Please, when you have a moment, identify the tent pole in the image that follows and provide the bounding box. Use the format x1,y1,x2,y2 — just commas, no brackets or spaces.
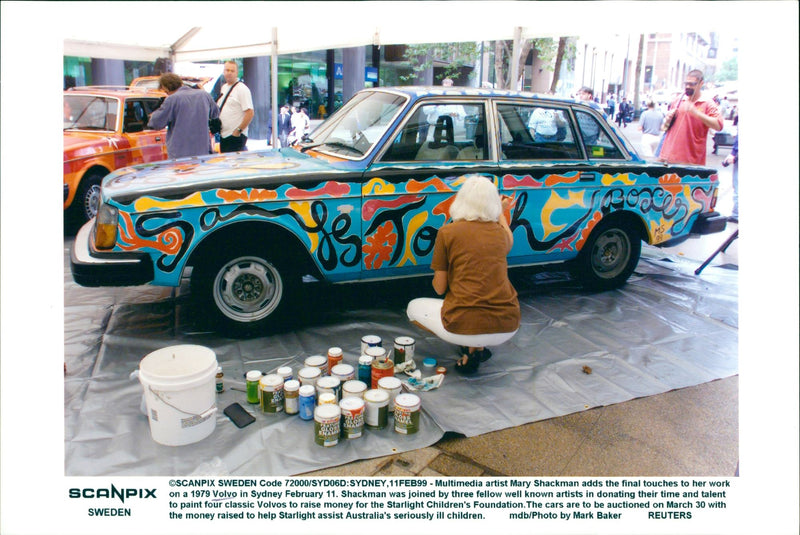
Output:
510,26,522,91
271,27,279,148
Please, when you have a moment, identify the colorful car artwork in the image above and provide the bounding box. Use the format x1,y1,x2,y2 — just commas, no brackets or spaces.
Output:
71,87,726,334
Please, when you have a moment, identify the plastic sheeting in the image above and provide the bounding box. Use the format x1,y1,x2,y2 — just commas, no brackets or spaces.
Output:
64,240,738,476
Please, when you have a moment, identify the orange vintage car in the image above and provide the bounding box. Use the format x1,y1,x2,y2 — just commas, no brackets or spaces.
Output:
64,86,169,228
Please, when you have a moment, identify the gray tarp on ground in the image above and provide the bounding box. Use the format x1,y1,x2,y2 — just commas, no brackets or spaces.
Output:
64,240,738,476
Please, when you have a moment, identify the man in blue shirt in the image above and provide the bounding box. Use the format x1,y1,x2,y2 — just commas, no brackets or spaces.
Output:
576,86,606,145
148,73,220,159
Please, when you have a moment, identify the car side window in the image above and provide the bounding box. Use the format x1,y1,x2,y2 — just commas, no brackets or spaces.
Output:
123,100,148,133
574,109,624,159
497,104,581,160
382,103,487,162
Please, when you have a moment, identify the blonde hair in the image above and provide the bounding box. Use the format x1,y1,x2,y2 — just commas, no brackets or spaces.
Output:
449,175,501,222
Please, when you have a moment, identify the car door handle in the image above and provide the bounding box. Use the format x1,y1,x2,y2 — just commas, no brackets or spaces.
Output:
154,136,162,141
580,172,594,181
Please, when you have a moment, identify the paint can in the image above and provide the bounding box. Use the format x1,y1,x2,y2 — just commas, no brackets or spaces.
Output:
370,353,393,390
317,392,338,406
314,404,341,447
298,366,321,387
377,376,403,413
364,388,390,430
342,380,367,399
304,355,328,374
245,370,263,404
393,336,415,364
276,366,293,382
394,393,421,435
316,376,341,401
284,379,300,415
215,367,224,393
358,355,374,384
339,397,365,439
327,347,343,375
331,363,355,383
360,335,382,355
298,385,316,421
259,374,284,414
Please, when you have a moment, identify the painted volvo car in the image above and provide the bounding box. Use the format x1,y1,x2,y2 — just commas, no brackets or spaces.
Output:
71,87,726,334
63,86,168,228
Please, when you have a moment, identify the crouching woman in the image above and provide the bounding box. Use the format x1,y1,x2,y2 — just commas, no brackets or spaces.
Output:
406,175,520,375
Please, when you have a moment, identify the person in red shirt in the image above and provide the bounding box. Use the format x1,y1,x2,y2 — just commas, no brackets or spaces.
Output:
406,175,520,375
659,69,723,166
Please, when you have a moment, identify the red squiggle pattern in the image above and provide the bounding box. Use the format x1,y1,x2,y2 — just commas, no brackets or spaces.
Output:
286,181,351,199
362,195,423,220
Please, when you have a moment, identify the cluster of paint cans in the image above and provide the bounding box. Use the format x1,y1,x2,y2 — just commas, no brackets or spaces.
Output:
243,335,421,447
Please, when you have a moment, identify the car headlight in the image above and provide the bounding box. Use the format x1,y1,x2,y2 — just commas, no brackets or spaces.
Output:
94,203,118,250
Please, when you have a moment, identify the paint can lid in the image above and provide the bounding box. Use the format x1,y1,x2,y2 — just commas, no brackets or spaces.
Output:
318,392,338,405
284,379,300,391
317,376,341,389
378,376,402,389
260,373,283,387
422,358,437,368
298,366,321,379
246,370,263,381
328,347,343,357
343,380,367,393
395,393,421,409
304,355,327,368
364,388,390,404
339,397,365,411
314,404,341,419
299,385,316,396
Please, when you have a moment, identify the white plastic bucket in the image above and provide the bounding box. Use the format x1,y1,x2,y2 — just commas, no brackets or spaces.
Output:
138,344,218,446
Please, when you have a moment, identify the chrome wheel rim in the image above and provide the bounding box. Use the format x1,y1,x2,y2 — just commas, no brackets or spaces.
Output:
590,229,630,279
212,256,282,322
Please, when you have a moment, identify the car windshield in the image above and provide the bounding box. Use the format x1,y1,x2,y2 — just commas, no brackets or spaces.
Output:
303,91,407,159
64,95,118,131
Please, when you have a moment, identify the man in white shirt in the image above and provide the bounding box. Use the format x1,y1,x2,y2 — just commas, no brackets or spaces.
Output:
217,60,254,152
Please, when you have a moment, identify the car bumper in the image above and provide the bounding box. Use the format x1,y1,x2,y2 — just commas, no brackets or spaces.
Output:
690,211,727,235
657,211,727,248
70,220,154,287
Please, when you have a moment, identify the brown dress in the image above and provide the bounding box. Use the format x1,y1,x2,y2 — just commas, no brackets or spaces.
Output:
431,220,520,335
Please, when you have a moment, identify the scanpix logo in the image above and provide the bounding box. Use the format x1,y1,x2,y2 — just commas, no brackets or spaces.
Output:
68,484,157,503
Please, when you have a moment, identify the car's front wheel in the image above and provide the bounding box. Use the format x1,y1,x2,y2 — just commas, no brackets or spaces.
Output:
191,249,299,335
573,218,641,290
67,169,106,230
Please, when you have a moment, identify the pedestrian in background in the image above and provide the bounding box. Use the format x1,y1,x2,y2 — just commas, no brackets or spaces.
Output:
638,101,664,157
278,105,291,148
148,73,219,159
217,60,254,153
607,95,616,122
406,175,520,375
659,69,723,166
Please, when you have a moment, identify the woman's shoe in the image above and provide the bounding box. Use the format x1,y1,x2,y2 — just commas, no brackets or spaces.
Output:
478,348,493,362
455,350,481,375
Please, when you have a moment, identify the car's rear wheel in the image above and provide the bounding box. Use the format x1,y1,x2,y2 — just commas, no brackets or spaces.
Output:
191,248,299,335
573,218,641,290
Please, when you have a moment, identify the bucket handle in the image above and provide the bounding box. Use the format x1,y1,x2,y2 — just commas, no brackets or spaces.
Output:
148,386,216,419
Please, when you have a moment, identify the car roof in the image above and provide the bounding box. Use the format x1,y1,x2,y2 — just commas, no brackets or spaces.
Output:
65,86,165,98
368,86,579,105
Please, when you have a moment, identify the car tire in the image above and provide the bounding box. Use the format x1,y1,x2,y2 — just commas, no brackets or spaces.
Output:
191,247,299,336
67,169,106,228
573,218,641,291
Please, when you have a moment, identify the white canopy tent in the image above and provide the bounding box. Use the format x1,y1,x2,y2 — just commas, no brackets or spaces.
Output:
62,1,576,145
